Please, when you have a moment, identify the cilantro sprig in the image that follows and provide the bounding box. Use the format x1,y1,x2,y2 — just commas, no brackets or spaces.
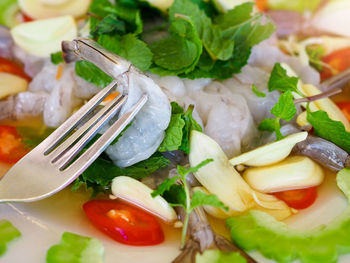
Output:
152,159,228,248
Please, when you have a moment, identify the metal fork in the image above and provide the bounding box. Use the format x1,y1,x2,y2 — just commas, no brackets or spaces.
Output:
0,80,147,202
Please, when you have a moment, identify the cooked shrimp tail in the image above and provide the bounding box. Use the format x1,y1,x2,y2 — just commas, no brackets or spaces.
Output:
62,38,132,80
172,206,257,263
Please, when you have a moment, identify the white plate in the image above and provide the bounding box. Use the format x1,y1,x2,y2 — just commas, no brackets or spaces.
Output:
1,167,350,263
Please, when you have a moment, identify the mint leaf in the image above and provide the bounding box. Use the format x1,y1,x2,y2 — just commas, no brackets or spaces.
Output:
77,153,171,193
0,220,21,256
91,14,126,37
190,191,228,211
306,45,325,71
252,84,266,97
162,184,186,207
46,232,104,263
75,61,113,88
271,91,296,121
50,51,64,65
17,126,54,149
98,34,152,71
177,158,213,178
258,118,279,132
307,109,350,153
150,16,202,75
179,105,202,154
158,113,185,152
268,63,300,94
196,250,247,263
151,177,180,198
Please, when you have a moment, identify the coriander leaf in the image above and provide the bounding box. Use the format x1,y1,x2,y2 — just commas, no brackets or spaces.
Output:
75,61,113,88
158,113,185,152
151,177,180,197
91,14,126,37
46,232,104,263
270,91,296,121
162,184,186,207
252,84,266,97
179,105,203,154
268,63,300,94
50,51,64,65
79,153,170,191
196,250,246,263
0,220,21,256
190,191,228,211
307,109,350,153
98,34,152,71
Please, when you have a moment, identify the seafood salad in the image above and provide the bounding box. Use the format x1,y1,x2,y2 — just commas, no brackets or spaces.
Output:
1,0,350,262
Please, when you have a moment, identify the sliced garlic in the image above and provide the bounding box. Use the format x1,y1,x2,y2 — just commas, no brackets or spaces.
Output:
18,0,91,19
0,72,28,99
189,130,293,221
229,132,308,167
11,15,77,57
111,176,177,224
243,156,324,193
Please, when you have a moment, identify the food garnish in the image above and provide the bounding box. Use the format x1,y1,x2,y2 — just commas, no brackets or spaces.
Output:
0,220,21,257
83,200,164,246
46,232,104,263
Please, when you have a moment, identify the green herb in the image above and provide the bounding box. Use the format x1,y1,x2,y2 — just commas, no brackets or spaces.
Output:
46,232,104,263
75,61,113,88
306,45,326,72
91,14,126,37
268,63,303,96
196,249,246,263
252,84,266,97
0,220,21,257
259,91,296,140
17,126,55,149
75,153,170,195
307,108,350,153
50,51,64,65
98,34,152,71
152,159,228,248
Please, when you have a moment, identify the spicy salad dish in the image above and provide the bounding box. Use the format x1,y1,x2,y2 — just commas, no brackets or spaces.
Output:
1,0,350,262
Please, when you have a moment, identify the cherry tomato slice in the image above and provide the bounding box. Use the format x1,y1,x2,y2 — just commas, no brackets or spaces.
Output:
83,200,164,246
0,125,29,164
0,57,31,82
273,187,317,210
336,102,350,123
321,47,350,80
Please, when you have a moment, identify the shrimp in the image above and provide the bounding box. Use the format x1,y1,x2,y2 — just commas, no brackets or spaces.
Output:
62,39,171,167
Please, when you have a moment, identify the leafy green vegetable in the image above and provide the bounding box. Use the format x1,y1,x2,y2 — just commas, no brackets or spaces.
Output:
75,61,113,88
307,108,350,153
17,126,54,149
50,51,64,65
196,249,247,263
75,153,170,194
46,232,104,263
190,190,228,210
91,14,126,37
152,158,226,247
226,168,350,263
268,0,322,13
252,84,266,97
306,45,326,72
0,0,19,28
0,220,21,257
98,34,152,71
268,63,301,95
259,91,296,140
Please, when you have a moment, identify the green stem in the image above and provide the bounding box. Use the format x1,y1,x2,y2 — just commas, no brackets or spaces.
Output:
180,176,192,249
